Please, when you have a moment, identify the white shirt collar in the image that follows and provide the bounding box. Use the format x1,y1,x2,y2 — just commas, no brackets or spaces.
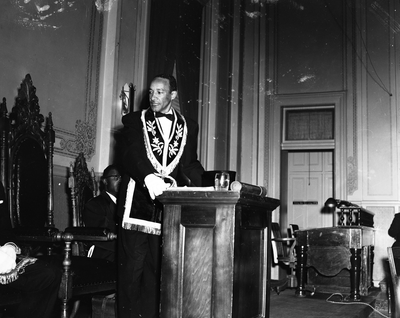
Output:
106,191,117,204
155,109,173,137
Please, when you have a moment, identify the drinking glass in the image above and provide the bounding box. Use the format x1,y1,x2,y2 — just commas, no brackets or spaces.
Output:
214,172,230,191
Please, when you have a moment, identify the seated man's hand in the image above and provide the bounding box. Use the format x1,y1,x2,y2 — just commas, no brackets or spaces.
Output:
144,174,169,200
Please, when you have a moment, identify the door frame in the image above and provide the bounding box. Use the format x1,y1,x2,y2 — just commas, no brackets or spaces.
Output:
270,92,346,225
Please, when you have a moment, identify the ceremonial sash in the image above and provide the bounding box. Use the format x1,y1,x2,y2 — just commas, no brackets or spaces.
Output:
122,108,187,235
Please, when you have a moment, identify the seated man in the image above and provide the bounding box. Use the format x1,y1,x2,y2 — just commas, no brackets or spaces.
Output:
82,165,121,262
0,181,62,318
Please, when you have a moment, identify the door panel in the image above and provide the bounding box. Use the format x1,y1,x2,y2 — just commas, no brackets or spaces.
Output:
322,174,334,227
287,152,333,230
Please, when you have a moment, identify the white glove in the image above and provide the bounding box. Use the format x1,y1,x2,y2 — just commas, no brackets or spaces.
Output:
0,243,18,274
144,174,169,200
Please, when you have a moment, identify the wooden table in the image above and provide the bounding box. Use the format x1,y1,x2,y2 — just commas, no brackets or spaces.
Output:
158,189,280,318
295,226,375,300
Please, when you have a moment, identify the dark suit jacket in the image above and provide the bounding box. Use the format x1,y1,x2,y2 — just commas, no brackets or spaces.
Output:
83,191,117,261
117,109,204,224
389,213,400,247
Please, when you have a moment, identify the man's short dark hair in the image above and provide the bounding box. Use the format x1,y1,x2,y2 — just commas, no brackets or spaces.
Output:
153,74,177,93
102,164,120,179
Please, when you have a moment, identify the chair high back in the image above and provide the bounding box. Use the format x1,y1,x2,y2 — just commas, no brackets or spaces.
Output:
0,75,56,256
287,224,299,239
69,152,97,228
68,152,98,257
5,75,55,229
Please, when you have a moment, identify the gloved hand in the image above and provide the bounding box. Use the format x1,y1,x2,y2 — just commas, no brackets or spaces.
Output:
0,242,19,274
144,174,169,200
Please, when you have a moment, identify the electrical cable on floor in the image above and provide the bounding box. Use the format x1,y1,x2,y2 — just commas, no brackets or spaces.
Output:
325,293,390,318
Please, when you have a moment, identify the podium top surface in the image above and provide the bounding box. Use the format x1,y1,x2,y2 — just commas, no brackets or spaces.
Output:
158,188,280,210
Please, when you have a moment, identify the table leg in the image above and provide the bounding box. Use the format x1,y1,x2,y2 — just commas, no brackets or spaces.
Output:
349,248,361,301
295,245,307,297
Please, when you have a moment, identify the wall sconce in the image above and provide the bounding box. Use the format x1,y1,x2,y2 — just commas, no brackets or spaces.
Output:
119,83,135,116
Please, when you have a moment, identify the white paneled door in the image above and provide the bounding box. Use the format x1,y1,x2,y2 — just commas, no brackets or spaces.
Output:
287,151,333,230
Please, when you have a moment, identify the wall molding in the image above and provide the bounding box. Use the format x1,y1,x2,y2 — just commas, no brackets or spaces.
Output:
54,5,102,161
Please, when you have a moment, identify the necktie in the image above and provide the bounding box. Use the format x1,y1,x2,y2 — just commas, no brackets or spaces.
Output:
155,112,174,121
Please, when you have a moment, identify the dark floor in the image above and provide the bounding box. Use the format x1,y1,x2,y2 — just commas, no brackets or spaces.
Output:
0,289,390,318
270,287,390,318
68,288,393,318
0,298,95,318
73,289,390,318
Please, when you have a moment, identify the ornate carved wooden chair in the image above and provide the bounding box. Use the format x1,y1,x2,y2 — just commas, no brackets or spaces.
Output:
59,152,117,318
0,74,60,314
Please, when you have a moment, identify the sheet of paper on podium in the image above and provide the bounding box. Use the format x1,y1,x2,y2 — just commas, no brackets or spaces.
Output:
165,186,215,191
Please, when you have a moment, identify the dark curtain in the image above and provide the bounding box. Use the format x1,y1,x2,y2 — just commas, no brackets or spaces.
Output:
144,0,177,110
176,0,203,121
147,0,203,122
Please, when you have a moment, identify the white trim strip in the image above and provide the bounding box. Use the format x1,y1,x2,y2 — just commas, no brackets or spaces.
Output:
122,178,136,223
124,218,161,230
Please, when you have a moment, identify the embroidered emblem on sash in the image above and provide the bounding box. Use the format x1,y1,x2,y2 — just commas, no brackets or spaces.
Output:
142,109,187,177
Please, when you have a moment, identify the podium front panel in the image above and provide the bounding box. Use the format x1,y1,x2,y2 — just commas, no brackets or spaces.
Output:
158,190,279,318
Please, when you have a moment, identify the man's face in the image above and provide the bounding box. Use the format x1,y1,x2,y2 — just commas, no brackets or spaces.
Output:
149,78,177,114
103,169,121,196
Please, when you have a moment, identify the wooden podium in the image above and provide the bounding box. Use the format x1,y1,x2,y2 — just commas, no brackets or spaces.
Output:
158,189,280,318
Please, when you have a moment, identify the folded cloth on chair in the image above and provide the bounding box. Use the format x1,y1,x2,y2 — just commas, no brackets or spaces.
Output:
0,242,22,274
0,257,37,285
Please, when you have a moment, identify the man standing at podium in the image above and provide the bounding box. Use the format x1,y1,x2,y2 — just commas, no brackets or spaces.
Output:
117,74,204,318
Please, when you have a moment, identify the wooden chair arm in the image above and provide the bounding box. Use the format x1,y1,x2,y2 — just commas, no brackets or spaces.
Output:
63,227,117,242
13,227,60,243
55,230,117,318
